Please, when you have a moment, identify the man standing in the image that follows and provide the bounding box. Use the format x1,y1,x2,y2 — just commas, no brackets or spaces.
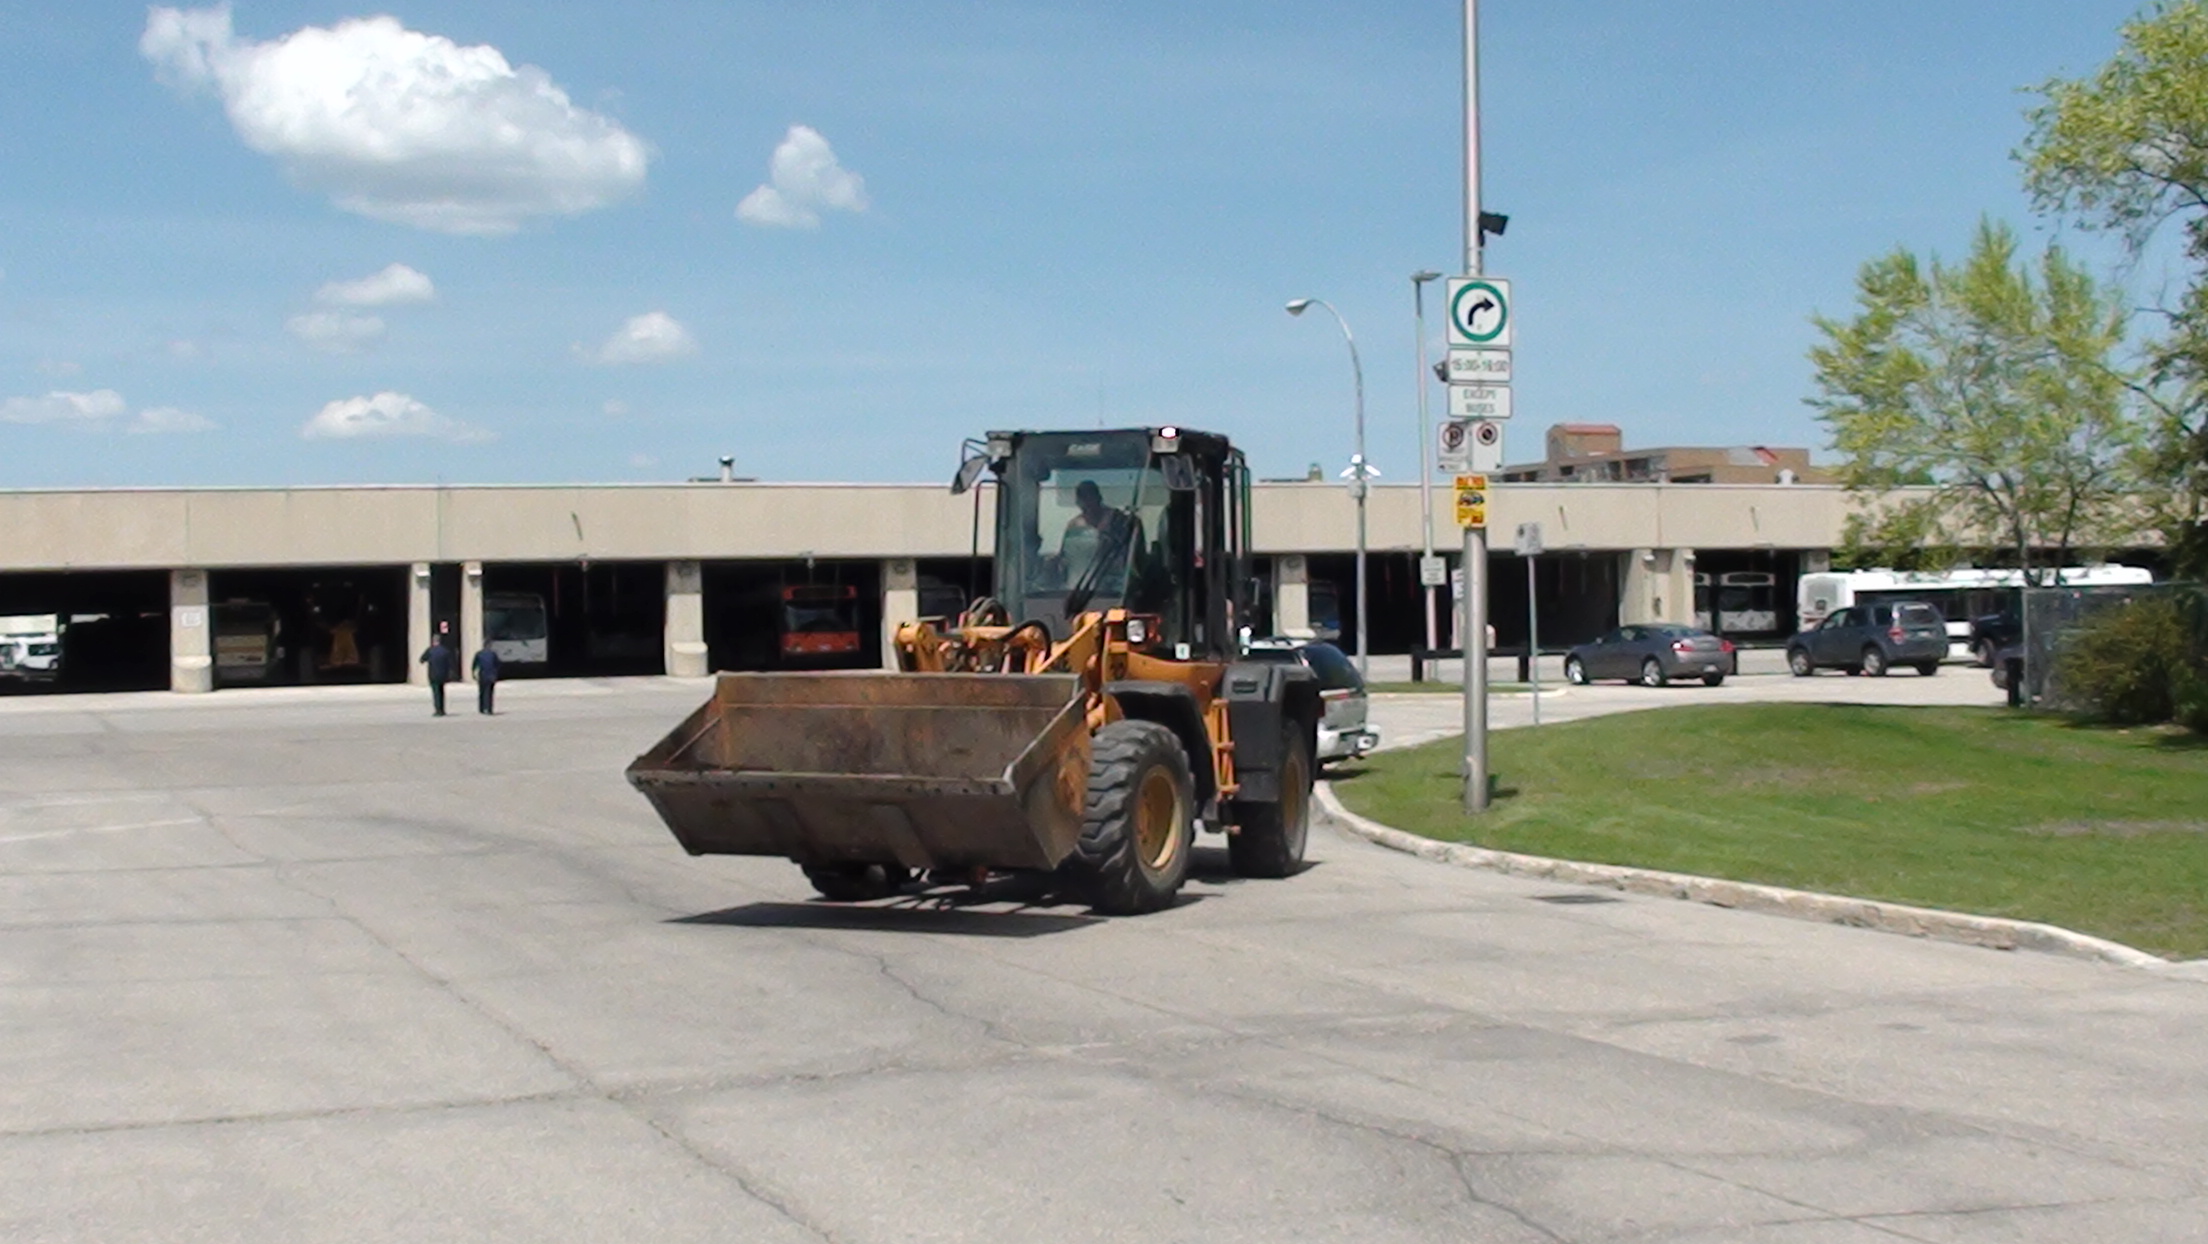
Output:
472,645,501,715
419,632,457,716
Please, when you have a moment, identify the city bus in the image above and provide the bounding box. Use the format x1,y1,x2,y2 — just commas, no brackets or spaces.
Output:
778,584,864,664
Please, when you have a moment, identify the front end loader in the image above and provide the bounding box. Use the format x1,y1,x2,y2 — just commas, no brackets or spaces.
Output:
627,426,1319,914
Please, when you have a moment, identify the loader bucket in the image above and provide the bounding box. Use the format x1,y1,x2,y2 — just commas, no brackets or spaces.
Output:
626,672,1091,872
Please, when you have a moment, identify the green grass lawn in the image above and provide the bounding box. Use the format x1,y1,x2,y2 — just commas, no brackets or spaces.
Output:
1331,705,2208,957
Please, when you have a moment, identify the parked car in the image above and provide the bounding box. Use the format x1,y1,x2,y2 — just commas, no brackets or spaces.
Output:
1786,601,1946,677
1563,625,1735,687
1969,610,2021,667
1242,638,1378,763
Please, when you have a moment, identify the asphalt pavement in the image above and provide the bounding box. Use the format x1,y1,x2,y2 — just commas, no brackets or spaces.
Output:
1,673,2201,1243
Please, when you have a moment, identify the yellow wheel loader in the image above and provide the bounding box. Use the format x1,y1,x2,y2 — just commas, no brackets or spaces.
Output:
627,426,1320,914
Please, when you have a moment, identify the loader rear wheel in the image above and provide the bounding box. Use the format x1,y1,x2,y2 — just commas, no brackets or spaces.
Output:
1068,720,1193,915
800,862,909,903
1229,727,1311,878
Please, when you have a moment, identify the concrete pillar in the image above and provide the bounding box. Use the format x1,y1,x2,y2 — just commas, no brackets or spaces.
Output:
881,558,919,669
407,562,432,686
1622,548,1697,625
170,568,212,693
665,560,708,677
461,561,485,681
1273,555,1311,640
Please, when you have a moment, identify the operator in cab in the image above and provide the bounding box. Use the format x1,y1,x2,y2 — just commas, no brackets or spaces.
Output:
1055,479,1133,593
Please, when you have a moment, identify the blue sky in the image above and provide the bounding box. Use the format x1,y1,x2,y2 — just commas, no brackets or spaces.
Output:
0,0,2172,487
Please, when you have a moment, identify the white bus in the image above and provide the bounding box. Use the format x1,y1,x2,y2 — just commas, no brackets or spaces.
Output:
484,591,550,666
1694,571,1781,637
0,614,63,684
1796,566,2155,659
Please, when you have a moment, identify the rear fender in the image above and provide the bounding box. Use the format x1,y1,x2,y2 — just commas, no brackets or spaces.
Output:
1102,680,1217,805
1219,660,1318,805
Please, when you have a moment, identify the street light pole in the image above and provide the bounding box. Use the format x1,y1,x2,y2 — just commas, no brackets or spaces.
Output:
1461,0,1491,813
1412,271,1443,656
1286,297,1370,678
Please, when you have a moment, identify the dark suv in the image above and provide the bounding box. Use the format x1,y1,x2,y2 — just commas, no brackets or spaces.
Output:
1968,610,2020,667
1786,601,1946,677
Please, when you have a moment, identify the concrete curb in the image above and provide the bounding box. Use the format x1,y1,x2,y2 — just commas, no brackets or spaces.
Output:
1314,781,2180,971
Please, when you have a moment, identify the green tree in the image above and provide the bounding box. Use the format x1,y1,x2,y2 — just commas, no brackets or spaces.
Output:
2022,0,2208,573
1808,220,2144,584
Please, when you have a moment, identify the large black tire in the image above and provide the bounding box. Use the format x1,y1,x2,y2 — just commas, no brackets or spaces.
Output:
1564,656,1588,685
1861,646,1888,677
1067,720,1194,914
1639,658,1667,688
1229,726,1311,879
1788,648,1814,677
801,862,909,902
1915,662,1939,677
1701,673,1725,687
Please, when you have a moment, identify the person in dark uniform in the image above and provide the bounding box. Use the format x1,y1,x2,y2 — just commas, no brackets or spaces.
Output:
419,633,457,716
472,646,501,715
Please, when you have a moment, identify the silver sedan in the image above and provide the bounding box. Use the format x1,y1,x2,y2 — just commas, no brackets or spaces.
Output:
1564,625,1737,687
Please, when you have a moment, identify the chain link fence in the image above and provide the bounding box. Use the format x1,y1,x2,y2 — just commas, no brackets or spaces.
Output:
2021,581,2207,708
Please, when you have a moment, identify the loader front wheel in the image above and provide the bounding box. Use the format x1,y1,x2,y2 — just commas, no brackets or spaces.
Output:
1069,720,1194,915
800,862,909,903
1229,726,1311,878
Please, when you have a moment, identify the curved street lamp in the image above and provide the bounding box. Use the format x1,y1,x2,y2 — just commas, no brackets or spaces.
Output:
1286,296,1370,677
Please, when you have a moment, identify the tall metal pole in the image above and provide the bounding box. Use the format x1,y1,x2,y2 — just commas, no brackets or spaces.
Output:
1412,273,1441,655
1291,298,1370,679
1350,323,1369,681
1527,553,1542,726
1461,0,1491,813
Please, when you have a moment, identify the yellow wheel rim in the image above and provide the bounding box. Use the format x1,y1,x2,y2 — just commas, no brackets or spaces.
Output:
1134,767,1183,873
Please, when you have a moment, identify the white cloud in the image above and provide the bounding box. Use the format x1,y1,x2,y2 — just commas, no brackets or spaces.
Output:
141,5,649,235
128,406,217,434
0,390,209,433
301,391,490,441
736,125,867,229
36,359,83,377
167,339,203,360
602,398,630,416
316,263,435,306
1,390,127,425
287,310,386,353
628,451,656,468
581,311,696,364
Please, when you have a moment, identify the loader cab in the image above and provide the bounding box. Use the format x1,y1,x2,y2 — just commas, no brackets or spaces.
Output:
973,427,1251,659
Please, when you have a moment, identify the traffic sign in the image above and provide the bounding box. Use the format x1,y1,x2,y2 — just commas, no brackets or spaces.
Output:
1448,384,1513,420
1418,555,1448,587
1437,418,1470,470
1445,347,1512,385
1454,473,1488,529
1445,277,1511,348
1515,521,1544,557
1469,418,1505,472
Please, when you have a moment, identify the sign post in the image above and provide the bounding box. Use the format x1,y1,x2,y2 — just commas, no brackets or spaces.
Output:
1516,521,1543,726
1459,0,1491,814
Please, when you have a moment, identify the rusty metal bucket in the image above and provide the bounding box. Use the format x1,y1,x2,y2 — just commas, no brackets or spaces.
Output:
626,672,1091,872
